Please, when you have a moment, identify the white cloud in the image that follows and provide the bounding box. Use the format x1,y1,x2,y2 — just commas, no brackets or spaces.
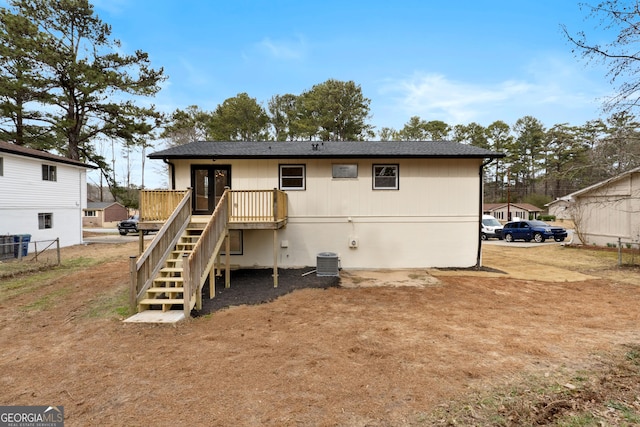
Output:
255,35,307,60
378,56,611,128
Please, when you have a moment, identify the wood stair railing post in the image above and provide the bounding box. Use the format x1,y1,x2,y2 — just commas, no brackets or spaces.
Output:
129,255,138,311
182,253,191,319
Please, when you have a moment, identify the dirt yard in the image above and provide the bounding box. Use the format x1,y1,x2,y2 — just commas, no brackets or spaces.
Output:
1,239,639,426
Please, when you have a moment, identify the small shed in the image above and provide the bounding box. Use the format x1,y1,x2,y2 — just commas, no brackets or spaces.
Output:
83,202,128,228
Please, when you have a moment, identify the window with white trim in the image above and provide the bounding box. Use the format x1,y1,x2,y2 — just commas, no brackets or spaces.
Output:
85,210,97,217
42,164,56,181
373,164,399,190
279,164,305,190
38,213,53,229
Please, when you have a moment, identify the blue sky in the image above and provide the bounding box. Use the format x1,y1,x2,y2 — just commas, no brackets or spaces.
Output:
56,1,619,186
92,0,613,132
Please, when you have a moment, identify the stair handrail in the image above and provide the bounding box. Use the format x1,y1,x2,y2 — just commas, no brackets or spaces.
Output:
129,189,193,310
182,189,230,317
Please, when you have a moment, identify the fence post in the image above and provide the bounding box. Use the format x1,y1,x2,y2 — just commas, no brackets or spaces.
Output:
56,238,60,266
618,237,622,267
17,235,22,261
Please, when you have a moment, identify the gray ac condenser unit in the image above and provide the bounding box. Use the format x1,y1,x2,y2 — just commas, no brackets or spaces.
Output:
316,252,339,277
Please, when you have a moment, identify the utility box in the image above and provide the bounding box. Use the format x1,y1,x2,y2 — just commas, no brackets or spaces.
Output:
317,252,339,277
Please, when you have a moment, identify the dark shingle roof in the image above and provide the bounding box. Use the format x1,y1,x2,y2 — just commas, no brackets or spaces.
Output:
149,140,504,160
0,140,98,168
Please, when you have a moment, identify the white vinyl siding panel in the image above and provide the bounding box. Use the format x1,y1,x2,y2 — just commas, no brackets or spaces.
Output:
0,152,87,247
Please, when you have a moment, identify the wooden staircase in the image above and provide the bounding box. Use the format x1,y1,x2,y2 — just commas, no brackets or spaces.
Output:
137,223,205,313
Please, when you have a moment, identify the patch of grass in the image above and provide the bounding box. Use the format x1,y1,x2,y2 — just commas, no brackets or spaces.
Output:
556,413,598,426
82,286,132,319
0,256,105,303
418,344,640,426
21,287,72,311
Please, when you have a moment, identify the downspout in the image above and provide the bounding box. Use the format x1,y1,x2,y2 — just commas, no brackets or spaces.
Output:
163,159,175,189
476,158,496,268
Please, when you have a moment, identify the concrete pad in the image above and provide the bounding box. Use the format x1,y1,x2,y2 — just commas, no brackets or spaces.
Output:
124,310,186,324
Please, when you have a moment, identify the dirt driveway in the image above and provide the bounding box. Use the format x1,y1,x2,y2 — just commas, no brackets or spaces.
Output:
0,241,639,426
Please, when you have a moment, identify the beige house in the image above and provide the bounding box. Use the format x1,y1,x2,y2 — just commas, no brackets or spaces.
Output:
127,141,502,321
555,166,640,246
483,203,542,222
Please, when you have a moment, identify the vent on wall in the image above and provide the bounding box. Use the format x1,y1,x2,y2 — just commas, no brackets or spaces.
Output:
317,252,339,277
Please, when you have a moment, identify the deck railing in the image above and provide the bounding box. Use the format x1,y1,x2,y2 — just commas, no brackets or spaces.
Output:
183,190,230,317
229,189,288,223
138,188,288,224
140,189,190,222
130,190,192,310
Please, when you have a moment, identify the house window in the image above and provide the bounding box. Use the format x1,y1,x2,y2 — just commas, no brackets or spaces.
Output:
42,164,56,181
0,157,3,176
220,230,243,255
373,164,399,190
279,164,305,190
38,213,53,229
85,210,97,217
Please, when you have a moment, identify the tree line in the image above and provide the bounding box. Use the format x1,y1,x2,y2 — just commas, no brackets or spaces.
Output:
1,0,639,209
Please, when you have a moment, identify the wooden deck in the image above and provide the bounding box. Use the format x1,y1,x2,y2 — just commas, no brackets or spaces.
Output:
139,189,288,230
129,189,288,321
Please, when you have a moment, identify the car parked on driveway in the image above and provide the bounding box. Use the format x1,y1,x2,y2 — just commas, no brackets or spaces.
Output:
481,215,503,240
117,215,147,235
501,220,567,243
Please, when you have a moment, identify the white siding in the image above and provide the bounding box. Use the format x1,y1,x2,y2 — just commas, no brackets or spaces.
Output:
575,171,640,245
171,157,483,269
0,152,87,249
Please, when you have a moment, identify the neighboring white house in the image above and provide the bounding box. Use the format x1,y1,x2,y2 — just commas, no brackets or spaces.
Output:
483,203,543,222
148,141,503,269
552,166,640,246
0,141,96,249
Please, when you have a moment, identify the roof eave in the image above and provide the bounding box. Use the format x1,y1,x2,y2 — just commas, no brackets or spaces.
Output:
149,153,505,160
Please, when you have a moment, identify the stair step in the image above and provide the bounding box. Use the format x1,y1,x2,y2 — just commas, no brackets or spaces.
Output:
139,298,184,311
147,287,184,293
160,267,183,273
172,250,193,256
154,276,184,283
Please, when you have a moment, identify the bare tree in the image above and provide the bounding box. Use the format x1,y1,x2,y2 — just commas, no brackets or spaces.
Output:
563,1,640,113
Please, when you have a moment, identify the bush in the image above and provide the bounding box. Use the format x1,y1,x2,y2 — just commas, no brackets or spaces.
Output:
540,215,556,222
